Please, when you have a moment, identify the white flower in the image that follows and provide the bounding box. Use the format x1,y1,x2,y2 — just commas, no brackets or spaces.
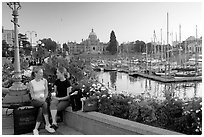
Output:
131,95,135,98
23,69,32,77
133,99,141,102
95,87,99,90
102,94,107,98
97,83,102,88
109,94,112,98
196,110,200,113
100,87,106,91
92,84,96,87
128,101,132,104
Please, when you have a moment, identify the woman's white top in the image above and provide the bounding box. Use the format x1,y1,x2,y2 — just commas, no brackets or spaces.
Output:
30,78,46,99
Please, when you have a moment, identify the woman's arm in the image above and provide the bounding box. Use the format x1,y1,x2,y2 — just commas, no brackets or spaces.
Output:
54,85,57,95
28,82,35,99
44,79,49,99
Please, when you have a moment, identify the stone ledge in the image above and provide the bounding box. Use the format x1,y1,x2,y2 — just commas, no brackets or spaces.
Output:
64,107,183,135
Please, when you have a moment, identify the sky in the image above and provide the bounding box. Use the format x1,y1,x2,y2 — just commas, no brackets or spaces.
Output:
1,1,203,45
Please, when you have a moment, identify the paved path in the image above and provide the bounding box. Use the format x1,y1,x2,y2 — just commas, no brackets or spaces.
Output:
2,108,83,135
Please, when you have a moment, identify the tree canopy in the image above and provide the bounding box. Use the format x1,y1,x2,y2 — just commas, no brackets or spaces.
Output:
2,40,9,57
41,38,58,52
63,43,69,52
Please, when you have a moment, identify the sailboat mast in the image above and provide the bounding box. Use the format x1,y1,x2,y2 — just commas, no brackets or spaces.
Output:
161,28,162,45
179,24,181,65
167,12,170,77
195,25,198,74
167,13,169,45
165,13,169,78
161,28,163,60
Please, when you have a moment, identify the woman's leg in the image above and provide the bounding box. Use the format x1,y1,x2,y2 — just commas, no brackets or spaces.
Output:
34,107,43,129
31,100,43,130
41,101,51,126
50,99,59,125
57,100,70,112
31,99,51,127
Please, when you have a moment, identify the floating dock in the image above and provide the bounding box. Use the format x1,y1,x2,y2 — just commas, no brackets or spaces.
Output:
129,71,202,83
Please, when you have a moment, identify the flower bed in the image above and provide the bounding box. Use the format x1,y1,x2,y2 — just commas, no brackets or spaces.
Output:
80,82,202,135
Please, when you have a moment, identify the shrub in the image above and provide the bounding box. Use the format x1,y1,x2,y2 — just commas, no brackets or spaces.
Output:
81,81,202,135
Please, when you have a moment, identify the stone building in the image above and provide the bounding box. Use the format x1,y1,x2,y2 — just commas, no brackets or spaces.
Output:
185,36,202,55
2,27,14,47
67,29,108,55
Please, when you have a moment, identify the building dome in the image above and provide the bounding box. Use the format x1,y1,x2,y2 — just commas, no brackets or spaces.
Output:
88,29,97,41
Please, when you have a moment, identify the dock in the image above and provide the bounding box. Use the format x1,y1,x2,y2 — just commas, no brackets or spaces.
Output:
129,71,202,83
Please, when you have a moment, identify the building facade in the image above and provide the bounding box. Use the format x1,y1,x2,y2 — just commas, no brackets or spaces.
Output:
67,29,108,55
2,27,14,47
185,36,202,55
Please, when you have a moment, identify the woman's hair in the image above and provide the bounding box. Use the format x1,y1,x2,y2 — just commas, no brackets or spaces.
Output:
57,66,70,78
31,66,43,79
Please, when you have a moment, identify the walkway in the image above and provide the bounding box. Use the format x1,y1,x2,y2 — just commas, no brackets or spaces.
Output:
2,108,83,135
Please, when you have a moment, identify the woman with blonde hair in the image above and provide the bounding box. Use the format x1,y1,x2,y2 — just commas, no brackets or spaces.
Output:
50,66,72,129
29,66,55,135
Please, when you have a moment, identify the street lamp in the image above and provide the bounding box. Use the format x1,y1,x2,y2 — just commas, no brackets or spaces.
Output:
3,2,30,106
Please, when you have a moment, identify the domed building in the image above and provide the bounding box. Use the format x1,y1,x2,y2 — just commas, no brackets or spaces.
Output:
67,29,108,55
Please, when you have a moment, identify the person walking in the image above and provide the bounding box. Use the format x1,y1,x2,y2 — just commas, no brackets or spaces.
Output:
29,66,55,135
50,67,72,130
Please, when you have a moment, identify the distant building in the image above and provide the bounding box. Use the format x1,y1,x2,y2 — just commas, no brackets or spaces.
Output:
2,27,14,47
67,29,108,55
185,36,202,55
119,42,134,53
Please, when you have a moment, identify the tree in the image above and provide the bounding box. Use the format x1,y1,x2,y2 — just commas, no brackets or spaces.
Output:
62,43,69,52
2,40,9,57
106,30,118,55
18,33,33,57
132,40,146,53
22,41,32,56
33,44,47,64
41,38,57,52
146,42,154,54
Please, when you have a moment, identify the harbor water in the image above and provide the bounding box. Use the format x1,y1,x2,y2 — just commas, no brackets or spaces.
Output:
96,71,202,100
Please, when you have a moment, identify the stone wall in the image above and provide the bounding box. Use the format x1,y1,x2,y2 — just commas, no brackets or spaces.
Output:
63,107,183,135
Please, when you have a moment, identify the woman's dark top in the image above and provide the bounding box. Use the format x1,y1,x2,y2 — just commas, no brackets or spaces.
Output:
54,79,71,97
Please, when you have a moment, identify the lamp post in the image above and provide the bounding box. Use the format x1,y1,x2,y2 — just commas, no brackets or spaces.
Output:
3,2,30,106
